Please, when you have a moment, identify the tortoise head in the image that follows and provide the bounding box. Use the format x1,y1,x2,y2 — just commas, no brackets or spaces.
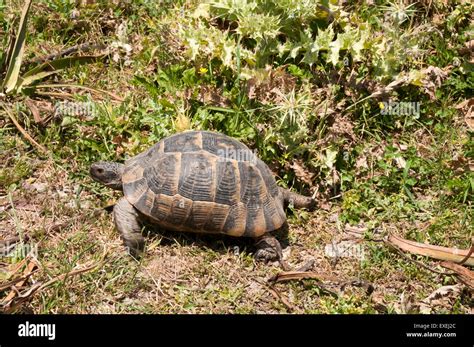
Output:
90,161,125,190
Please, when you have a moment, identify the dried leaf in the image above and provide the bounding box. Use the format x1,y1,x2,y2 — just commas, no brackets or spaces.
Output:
197,85,230,107
419,284,464,314
2,258,38,303
458,39,474,55
394,156,406,169
455,98,474,130
440,261,474,289
387,234,474,266
246,66,296,104
290,159,314,185
269,271,338,283
355,156,368,169
25,99,43,124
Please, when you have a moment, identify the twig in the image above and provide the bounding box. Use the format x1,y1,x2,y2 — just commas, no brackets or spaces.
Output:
26,42,107,65
268,271,340,297
0,236,21,248
345,76,410,111
2,105,47,154
387,233,474,267
34,84,124,102
385,240,455,276
458,238,474,265
266,285,296,311
46,208,106,234
440,261,474,289
268,270,338,284
1,254,107,313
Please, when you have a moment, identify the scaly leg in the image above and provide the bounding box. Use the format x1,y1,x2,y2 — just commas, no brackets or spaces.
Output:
254,233,290,271
114,197,145,258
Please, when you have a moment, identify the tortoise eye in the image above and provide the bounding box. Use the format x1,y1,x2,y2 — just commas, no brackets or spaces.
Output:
97,168,104,174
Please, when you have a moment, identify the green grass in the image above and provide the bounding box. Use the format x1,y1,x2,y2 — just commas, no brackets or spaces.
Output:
0,0,472,313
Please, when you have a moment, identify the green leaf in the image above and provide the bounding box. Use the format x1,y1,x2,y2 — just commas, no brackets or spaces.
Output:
60,116,77,127
0,33,15,75
329,37,341,66
16,70,60,92
193,3,210,18
22,55,102,79
324,148,338,169
222,39,235,68
2,0,32,93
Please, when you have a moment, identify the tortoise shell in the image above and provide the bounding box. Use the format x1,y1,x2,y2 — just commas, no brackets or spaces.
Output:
121,131,286,237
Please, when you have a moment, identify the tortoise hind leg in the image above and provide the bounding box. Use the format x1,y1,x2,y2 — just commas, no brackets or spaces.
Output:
254,233,290,271
280,188,316,211
114,197,145,258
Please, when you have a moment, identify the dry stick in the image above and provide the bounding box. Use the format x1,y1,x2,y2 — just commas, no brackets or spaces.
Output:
388,233,474,266
2,262,100,313
46,207,107,233
458,238,474,265
3,260,37,303
266,285,296,311
268,271,340,297
34,84,125,102
27,42,107,65
0,236,21,248
385,240,456,276
2,252,107,312
0,272,37,292
2,106,47,154
440,261,474,289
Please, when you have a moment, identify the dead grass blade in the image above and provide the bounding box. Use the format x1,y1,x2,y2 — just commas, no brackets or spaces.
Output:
268,271,340,297
18,55,105,92
1,105,47,154
0,32,15,74
27,42,107,65
440,261,474,289
1,260,103,313
34,83,125,102
266,285,296,311
2,0,32,93
3,259,38,304
387,234,474,267
269,271,338,284
25,98,43,124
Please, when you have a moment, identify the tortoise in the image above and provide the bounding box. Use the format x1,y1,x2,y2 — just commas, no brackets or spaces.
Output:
90,130,315,267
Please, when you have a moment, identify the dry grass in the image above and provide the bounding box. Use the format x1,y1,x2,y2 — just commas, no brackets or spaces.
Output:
1,159,471,313
1,0,472,314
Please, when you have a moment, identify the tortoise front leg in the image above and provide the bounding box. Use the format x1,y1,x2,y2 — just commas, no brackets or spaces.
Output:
254,234,290,271
114,197,145,258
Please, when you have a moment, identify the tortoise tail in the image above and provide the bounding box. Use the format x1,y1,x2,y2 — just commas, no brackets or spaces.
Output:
280,188,316,211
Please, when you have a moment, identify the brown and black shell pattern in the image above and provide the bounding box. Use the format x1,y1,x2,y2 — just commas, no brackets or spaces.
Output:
121,131,286,237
